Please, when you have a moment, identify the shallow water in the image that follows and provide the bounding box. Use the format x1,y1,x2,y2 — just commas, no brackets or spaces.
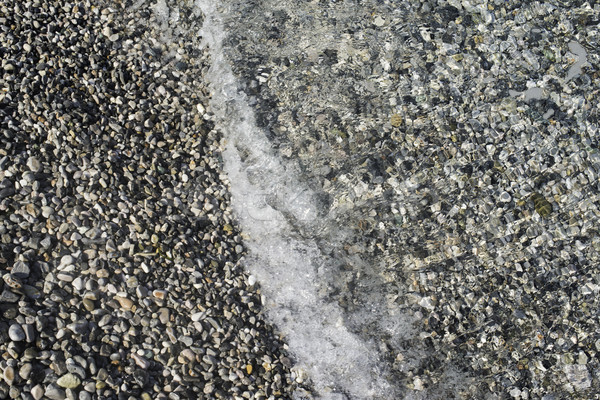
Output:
193,1,600,398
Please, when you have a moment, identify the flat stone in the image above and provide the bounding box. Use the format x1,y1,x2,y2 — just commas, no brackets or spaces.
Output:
23,323,35,342
57,273,74,282
56,373,81,389
0,288,20,303
26,156,41,172
12,261,30,278
131,353,150,369
31,384,44,400
3,366,14,385
44,383,66,400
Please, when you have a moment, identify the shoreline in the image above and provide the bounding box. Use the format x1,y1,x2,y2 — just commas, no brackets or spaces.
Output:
0,1,303,398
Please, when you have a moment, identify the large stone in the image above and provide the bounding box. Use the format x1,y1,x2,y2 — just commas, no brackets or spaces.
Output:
12,261,30,278
31,384,44,400
44,384,66,400
56,373,81,389
0,289,19,303
8,324,25,341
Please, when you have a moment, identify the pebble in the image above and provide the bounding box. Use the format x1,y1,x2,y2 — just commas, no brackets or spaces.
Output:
31,384,44,400
18,363,32,380
8,324,25,341
26,157,41,172
82,298,95,312
96,269,109,279
11,261,30,278
499,191,512,203
114,295,134,310
158,308,170,325
57,273,74,282
44,384,66,400
56,373,81,389
152,289,167,300
132,353,150,369
3,366,14,385
0,1,300,400
23,324,35,343
72,277,84,291
0,289,19,303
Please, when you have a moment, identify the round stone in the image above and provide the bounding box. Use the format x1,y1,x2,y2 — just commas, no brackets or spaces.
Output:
8,324,26,341
31,384,44,400
499,191,512,203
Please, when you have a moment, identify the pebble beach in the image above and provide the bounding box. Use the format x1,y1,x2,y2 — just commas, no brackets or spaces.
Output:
0,1,302,399
2,0,600,399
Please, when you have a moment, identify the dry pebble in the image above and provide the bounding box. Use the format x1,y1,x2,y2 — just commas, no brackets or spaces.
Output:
0,0,302,398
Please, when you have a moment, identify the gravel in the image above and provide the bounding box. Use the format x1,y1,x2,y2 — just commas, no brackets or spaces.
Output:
3,0,600,399
0,0,304,398
203,0,600,398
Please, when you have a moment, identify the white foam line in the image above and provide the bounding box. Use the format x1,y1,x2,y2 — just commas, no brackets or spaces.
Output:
196,1,390,398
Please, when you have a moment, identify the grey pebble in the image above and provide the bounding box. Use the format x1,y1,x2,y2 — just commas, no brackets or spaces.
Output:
44,384,66,400
0,289,19,303
179,336,193,347
8,324,25,341
11,261,30,278
26,157,41,172
78,391,92,400
57,273,74,282
23,324,35,343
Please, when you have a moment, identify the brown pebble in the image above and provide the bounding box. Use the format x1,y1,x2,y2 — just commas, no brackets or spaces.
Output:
114,295,134,310
96,269,110,278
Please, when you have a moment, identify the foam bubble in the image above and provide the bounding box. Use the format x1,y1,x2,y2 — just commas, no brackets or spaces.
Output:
196,1,392,397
